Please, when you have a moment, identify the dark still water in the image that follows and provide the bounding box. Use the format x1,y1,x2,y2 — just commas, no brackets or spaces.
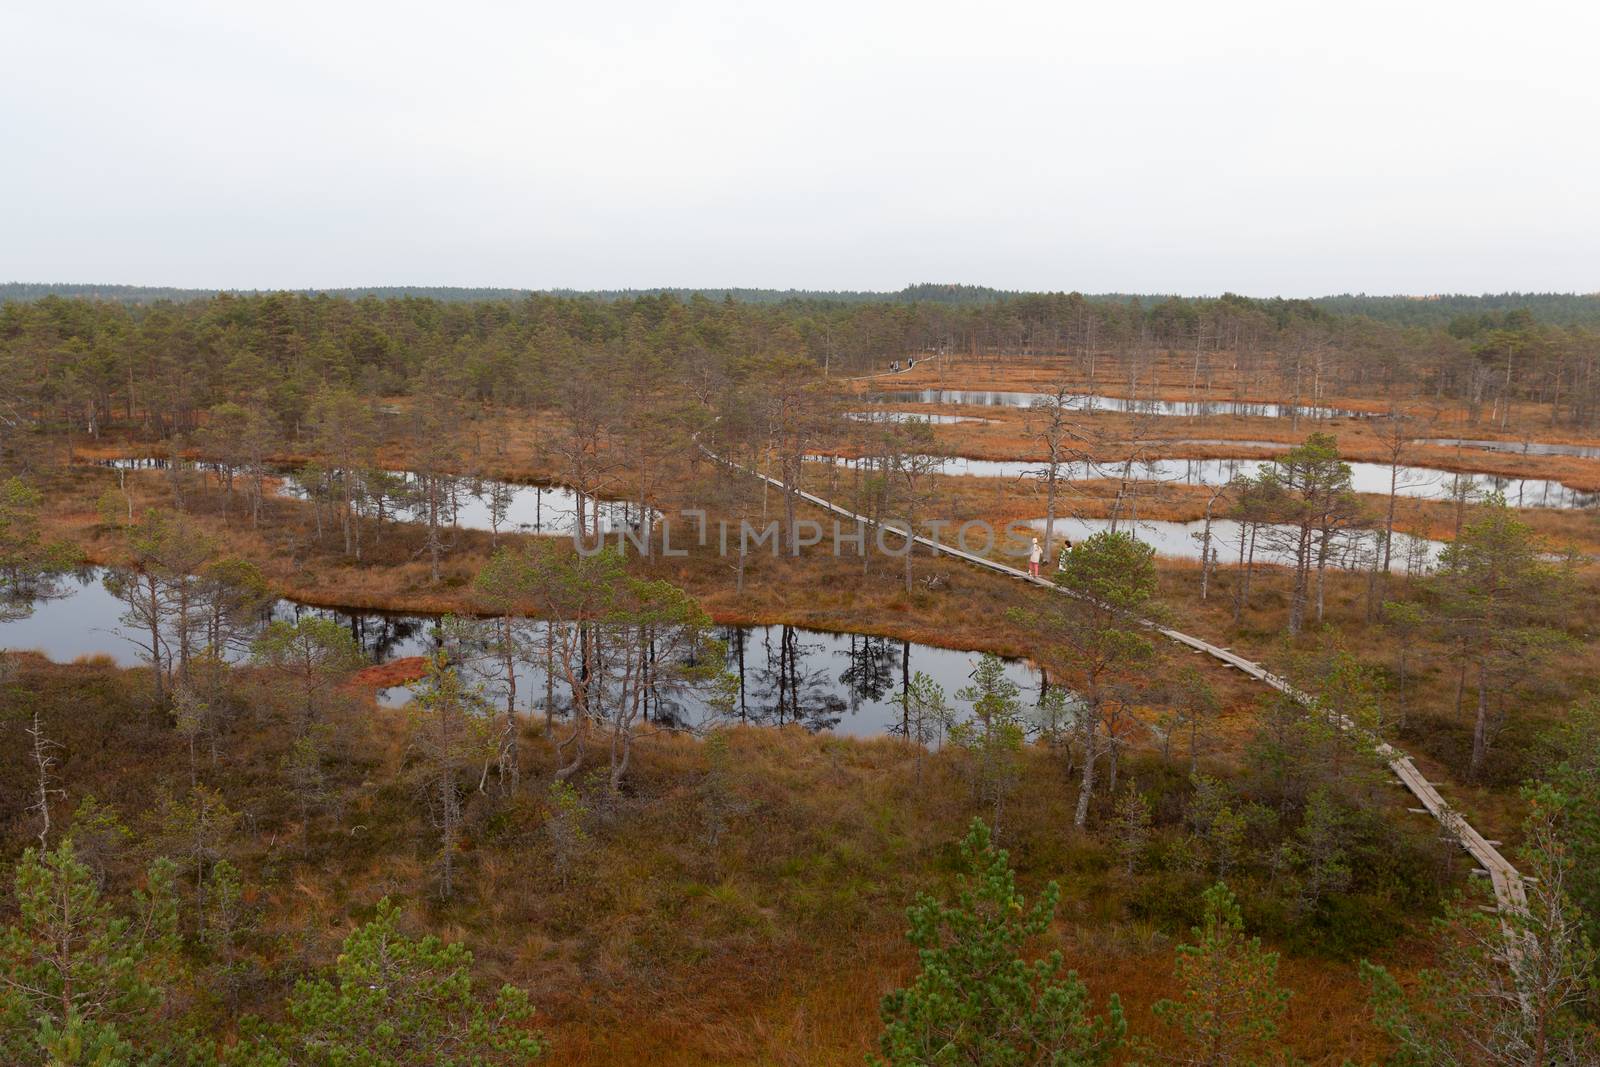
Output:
0,570,1047,739
95,458,647,537
869,389,1366,420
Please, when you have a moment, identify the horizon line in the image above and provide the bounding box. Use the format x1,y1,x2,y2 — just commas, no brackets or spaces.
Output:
5,281,1600,302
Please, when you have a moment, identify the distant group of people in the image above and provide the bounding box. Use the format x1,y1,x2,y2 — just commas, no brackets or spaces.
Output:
1026,537,1073,579
886,357,916,372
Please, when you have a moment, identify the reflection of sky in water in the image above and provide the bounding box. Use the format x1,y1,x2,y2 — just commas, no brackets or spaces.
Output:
275,471,649,535
0,570,138,664
1173,437,1600,461
0,569,429,668
1418,438,1600,459
869,389,1364,419
0,571,1046,739
1030,516,1444,573
1165,439,1288,450
97,460,649,535
816,453,1595,508
846,410,988,425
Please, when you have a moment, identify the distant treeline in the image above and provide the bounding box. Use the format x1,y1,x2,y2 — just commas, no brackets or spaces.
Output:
0,282,1022,307
6,284,1600,441
6,281,1600,326
545,286,1600,327
1308,292,1600,328
548,283,1021,305
0,283,539,305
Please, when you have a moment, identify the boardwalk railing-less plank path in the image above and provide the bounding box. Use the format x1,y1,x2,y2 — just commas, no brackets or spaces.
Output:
700,443,1529,937
838,351,944,383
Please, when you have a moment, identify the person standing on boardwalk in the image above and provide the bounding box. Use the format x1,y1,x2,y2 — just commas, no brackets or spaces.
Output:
1057,539,1073,572
1028,537,1043,578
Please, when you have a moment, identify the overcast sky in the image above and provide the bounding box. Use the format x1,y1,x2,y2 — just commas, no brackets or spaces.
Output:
4,0,1597,296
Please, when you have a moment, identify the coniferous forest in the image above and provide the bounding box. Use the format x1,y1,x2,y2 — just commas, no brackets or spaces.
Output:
6,0,1600,1061
2,283,1598,1064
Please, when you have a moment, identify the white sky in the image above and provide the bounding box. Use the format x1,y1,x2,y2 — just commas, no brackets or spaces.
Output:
3,0,1597,296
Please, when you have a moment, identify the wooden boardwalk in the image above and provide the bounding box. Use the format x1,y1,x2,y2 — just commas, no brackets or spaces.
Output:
837,351,945,383
705,446,1529,928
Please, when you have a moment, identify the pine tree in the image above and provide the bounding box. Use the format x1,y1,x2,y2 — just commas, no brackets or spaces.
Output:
1540,698,1600,948
0,840,181,1064
408,653,495,899
230,898,545,1065
901,671,955,786
0,476,77,621
1186,777,1248,880
545,780,590,889
470,547,535,793
873,819,1125,1066
1109,789,1153,877
250,616,364,731
1148,882,1297,1066
1046,530,1160,829
1255,433,1362,635
951,657,1026,834
1428,496,1569,780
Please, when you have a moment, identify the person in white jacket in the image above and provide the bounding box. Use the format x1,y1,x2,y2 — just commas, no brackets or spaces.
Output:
1028,537,1042,578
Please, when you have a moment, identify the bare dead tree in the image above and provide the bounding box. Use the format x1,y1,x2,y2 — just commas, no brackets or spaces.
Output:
1023,383,1087,562
26,707,65,848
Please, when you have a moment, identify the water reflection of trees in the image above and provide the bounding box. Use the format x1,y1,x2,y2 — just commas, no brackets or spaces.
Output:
836,632,901,711
270,602,430,664
636,626,709,731
448,619,576,726
723,625,847,731
5,571,1068,744
0,568,82,624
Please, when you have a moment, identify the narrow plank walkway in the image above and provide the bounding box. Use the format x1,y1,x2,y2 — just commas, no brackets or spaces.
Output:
703,444,1528,928
837,350,944,383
